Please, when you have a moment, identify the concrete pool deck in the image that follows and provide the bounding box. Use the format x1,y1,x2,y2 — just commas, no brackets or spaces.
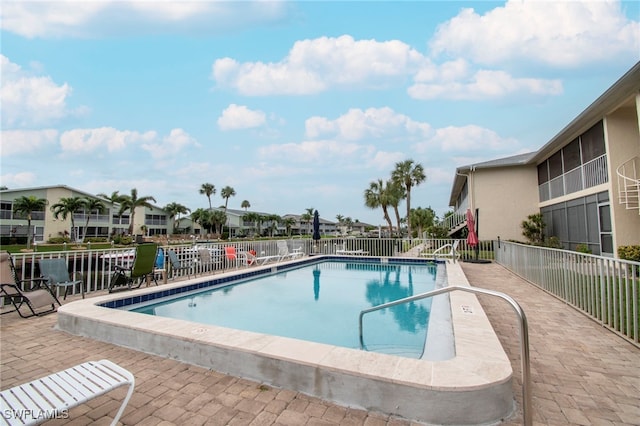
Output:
1,261,638,425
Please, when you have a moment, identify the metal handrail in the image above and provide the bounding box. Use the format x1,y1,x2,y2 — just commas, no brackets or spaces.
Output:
358,285,532,426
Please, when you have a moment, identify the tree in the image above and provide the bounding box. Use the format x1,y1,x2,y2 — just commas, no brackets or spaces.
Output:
265,214,281,237
199,183,216,209
97,191,125,204
164,202,190,234
300,209,313,236
241,200,251,211
410,207,436,238
521,213,546,245
387,180,405,236
191,208,214,238
50,196,85,242
80,197,106,242
364,179,394,234
210,210,227,238
242,212,261,236
283,217,296,237
12,195,47,249
220,186,236,236
221,186,236,211
118,188,156,235
391,159,426,239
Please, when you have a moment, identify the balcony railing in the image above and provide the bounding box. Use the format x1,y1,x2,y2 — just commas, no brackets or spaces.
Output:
539,154,608,202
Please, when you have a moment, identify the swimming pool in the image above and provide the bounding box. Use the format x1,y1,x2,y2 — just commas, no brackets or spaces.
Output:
131,261,442,359
57,256,514,424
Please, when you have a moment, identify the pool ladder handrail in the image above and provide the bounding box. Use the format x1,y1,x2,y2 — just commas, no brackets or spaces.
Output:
358,285,532,426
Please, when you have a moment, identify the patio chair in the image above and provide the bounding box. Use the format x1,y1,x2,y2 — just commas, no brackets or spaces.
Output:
244,250,279,266
277,240,304,261
108,243,159,292
0,251,59,318
38,258,84,300
224,246,247,268
167,249,196,279
335,242,368,256
0,359,135,425
421,240,460,261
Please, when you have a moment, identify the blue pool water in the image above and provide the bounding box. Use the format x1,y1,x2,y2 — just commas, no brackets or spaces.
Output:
132,260,438,358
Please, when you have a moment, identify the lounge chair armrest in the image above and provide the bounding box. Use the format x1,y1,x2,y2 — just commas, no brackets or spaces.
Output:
22,277,51,292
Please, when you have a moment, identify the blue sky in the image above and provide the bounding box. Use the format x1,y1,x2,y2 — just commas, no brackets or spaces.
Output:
2,1,639,226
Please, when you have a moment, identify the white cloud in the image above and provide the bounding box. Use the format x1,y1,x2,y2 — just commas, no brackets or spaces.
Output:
0,1,290,38
0,129,58,155
0,172,37,188
305,107,431,141
409,69,562,100
218,104,267,131
60,127,157,154
259,140,364,164
1,55,73,127
429,0,640,67
212,35,425,96
369,151,406,171
420,125,518,152
142,128,199,159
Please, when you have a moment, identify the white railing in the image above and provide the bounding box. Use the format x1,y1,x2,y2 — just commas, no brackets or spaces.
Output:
616,156,640,213
538,154,608,201
441,212,466,233
495,241,639,346
4,238,497,299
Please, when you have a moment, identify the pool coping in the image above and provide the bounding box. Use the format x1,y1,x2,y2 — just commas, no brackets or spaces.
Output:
57,257,514,425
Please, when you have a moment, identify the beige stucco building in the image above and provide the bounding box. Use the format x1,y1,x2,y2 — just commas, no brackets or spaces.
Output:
0,185,170,243
449,62,640,256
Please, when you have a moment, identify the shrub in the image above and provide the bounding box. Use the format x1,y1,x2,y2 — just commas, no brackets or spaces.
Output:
521,213,545,245
47,236,71,244
618,245,640,263
575,244,592,254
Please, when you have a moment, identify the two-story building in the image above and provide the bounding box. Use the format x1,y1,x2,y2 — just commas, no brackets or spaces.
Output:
448,62,640,256
0,185,170,243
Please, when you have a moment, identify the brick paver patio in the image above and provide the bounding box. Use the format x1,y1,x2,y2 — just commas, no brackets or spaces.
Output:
1,262,638,425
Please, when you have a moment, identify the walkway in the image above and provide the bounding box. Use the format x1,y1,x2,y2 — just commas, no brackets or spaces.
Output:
0,262,638,425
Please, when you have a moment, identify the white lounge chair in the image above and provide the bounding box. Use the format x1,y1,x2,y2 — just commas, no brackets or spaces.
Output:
277,240,304,261
244,251,280,266
335,243,368,256
0,359,135,426
421,240,460,261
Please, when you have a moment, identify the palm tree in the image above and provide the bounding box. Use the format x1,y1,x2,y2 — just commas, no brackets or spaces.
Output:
265,214,281,237
199,183,216,209
391,159,426,238
242,212,261,236
211,210,227,238
50,196,85,242
12,195,47,249
80,197,106,242
241,200,251,211
191,208,214,238
118,188,156,235
364,179,393,234
283,217,296,237
220,186,236,211
410,207,436,238
97,190,125,204
300,210,313,236
387,180,405,236
164,202,190,234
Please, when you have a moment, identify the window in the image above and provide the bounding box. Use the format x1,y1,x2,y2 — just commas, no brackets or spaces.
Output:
0,202,12,219
537,162,549,184
581,121,605,162
548,151,563,179
562,138,581,171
